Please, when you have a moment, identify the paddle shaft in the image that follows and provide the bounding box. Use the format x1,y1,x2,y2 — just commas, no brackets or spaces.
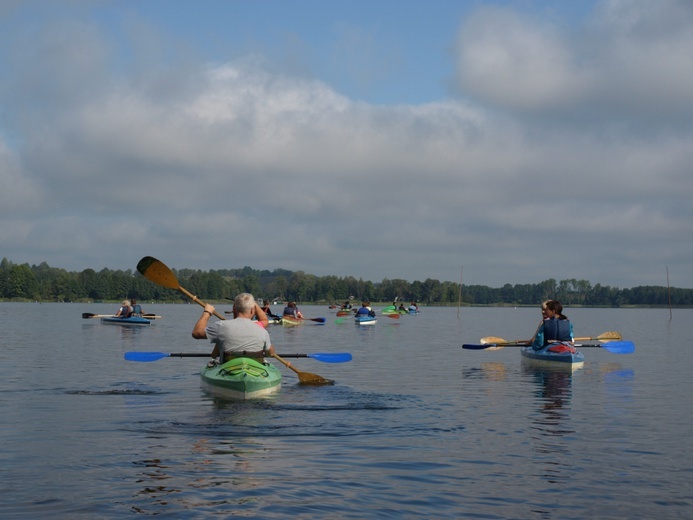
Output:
82,313,161,319
175,286,226,320
462,340,634,354
163,353,341,359
480,331,622,347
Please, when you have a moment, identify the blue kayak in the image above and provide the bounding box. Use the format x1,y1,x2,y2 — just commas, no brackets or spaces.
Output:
101,316,151,325
355,315,377,325
520,343,584,368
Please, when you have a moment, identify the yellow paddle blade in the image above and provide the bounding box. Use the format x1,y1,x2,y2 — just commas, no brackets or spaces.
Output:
574,331,623,342
597,331,622,341
137,256,180,289
481,336,507,344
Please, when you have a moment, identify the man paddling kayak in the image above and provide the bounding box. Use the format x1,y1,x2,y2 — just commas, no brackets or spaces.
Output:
192,293,275,364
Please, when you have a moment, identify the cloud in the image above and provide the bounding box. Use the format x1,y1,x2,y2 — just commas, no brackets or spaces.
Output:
0,1,691,289
452,0,693,123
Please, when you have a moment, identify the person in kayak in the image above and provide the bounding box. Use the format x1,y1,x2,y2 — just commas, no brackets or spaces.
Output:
192,292,275,364
260,300,280,319
282,301,303,319
114,299,131,318
129,298,143,316
355,301,376,318
525,300,551,345
530,300,574,350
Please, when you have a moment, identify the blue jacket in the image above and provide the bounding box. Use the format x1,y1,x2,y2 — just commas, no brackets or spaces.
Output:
356,307,375,317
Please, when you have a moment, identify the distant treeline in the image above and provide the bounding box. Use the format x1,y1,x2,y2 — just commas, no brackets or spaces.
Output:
1,257,691,307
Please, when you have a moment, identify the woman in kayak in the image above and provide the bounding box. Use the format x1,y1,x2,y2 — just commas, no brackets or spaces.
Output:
530,300,574,350
282,301,303,319
114,299,131,318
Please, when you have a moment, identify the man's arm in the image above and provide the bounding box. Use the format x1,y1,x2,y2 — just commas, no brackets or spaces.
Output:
254,303,270,328
192,303,215,339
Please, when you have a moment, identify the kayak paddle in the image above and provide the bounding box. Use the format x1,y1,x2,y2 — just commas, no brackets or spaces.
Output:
462,339,635,354
125,351,352,363
136,256,335,385
82,312,162,319
478,331,622,348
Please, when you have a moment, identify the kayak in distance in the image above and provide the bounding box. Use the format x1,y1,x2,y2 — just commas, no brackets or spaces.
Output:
100,316,151,325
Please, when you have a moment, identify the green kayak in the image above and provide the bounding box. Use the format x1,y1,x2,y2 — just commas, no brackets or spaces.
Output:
200,357,282,400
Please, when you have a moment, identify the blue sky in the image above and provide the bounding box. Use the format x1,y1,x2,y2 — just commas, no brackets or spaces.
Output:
1,0,692,289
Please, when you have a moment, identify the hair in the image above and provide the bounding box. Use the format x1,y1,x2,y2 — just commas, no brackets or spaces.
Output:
546,299,568,320
121,299,131,306
234,293,256,314
541,299,552,310
130,298,137,304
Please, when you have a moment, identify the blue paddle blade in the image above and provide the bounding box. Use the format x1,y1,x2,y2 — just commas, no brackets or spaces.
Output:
124,351,170,362
600,340,635,354
308,352,352,363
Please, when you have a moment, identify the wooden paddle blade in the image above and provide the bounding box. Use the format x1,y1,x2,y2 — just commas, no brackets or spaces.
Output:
384,314,400,319
136,256,180,289
480,336,507,344
597,331,622,341
297,372,335,385
272,354,334,385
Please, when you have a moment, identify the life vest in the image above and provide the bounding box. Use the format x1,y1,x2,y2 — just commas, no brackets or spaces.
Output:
542,317,572,344
356,307,374,317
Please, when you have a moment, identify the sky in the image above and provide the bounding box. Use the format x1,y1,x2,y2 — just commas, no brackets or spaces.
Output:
1,0,692,289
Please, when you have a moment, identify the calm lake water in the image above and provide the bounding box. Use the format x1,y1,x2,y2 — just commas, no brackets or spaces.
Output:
1,302,691,518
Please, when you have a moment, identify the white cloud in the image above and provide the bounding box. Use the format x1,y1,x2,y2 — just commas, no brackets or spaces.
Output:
453,0,693,122
0,1,691,288
453,7,594,110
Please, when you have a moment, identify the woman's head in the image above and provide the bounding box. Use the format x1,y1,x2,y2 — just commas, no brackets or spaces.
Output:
545,299,566,319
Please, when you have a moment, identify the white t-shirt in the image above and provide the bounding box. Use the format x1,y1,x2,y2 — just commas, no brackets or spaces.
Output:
205,318,271,359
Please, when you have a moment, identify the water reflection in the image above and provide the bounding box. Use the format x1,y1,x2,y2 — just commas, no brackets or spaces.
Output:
129,407,273,515
523,360,576,433
460,362,508,382
522,361,577,484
